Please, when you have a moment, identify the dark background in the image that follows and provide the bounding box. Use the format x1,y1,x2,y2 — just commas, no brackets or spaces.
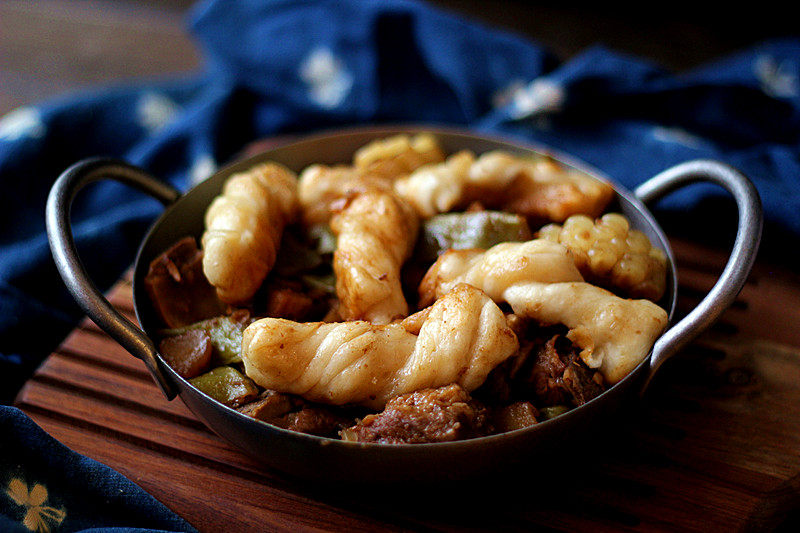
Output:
1,0,796,117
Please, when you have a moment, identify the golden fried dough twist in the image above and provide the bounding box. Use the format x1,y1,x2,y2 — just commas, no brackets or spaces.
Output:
502,156,614,223
393,150,477,218
419,239,668,383
503,283,667,383
297,134,446,225
241,284,519,409
331,190,419,324
418,239,584,307
394,150,614,222
297,165,391,226
353,133,446,180
201,162,298,304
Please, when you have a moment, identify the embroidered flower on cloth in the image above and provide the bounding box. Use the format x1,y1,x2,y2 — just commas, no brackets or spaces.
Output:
189,153,217,186
652,126,705,150
0,107,47,142
137,92,181,134
754,55,799,99
491,79,527,109
6,478,66,533
508,77,565,119
299,47,354,109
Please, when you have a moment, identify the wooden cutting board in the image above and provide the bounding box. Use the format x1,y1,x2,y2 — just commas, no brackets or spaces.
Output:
15,237,800,532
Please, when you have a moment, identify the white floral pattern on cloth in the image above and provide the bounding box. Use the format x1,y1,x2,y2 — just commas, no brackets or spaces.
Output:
491,79,527,109
652,126,705,150
0,107,46,142
136,92,181,134
299,47,354,109
506,77,565,119
754,55,799,99
5,478,65,532
189,153,217,186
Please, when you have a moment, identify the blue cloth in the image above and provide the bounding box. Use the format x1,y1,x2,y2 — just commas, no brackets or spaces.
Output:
1,0,798,529
0,407,196,532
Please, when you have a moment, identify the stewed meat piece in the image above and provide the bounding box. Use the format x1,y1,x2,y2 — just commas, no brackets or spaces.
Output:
145,237,226,328
238,390,354,438
342,384,491,444
159,329,212,379
524,334,605,407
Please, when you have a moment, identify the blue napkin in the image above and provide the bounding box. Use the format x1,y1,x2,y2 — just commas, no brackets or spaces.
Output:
0,408,196,533
1,0,798,529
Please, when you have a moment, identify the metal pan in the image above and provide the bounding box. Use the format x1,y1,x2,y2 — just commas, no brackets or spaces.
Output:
46,126,762,481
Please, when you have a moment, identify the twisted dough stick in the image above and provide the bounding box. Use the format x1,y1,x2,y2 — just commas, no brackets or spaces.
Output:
242,284,519,409
503,282,668,383
297,165,390,226
392,150,477,219
298,135,443,320
394,150,614,221
419,239,668,383
202,162,298,304
297,133,446,225
353,133,446,180
418,239,584,307
331,190,419,323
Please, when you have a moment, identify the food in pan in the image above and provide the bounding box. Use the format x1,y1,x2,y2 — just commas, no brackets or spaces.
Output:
417,240,667,384
538,213,667,301
201,162,298,304
146,133,669,443
298,133,443,225
242,284,518,409
394,149,614,222
330,190,419,323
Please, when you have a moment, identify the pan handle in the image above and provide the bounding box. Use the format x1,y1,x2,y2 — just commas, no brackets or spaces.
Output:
46,158,181,399
634,160,762,392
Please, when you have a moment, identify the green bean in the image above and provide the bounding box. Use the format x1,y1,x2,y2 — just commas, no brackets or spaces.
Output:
160,312,249,365
538,405,570,420
418,211,532,262
190,366,260,408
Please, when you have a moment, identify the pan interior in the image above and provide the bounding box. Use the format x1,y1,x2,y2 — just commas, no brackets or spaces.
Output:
131,126,678,451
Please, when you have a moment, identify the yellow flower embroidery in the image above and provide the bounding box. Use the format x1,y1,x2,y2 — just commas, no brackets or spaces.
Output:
6,478,66,533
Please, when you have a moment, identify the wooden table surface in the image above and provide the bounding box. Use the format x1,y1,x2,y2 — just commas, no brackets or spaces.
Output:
14,236,800,531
